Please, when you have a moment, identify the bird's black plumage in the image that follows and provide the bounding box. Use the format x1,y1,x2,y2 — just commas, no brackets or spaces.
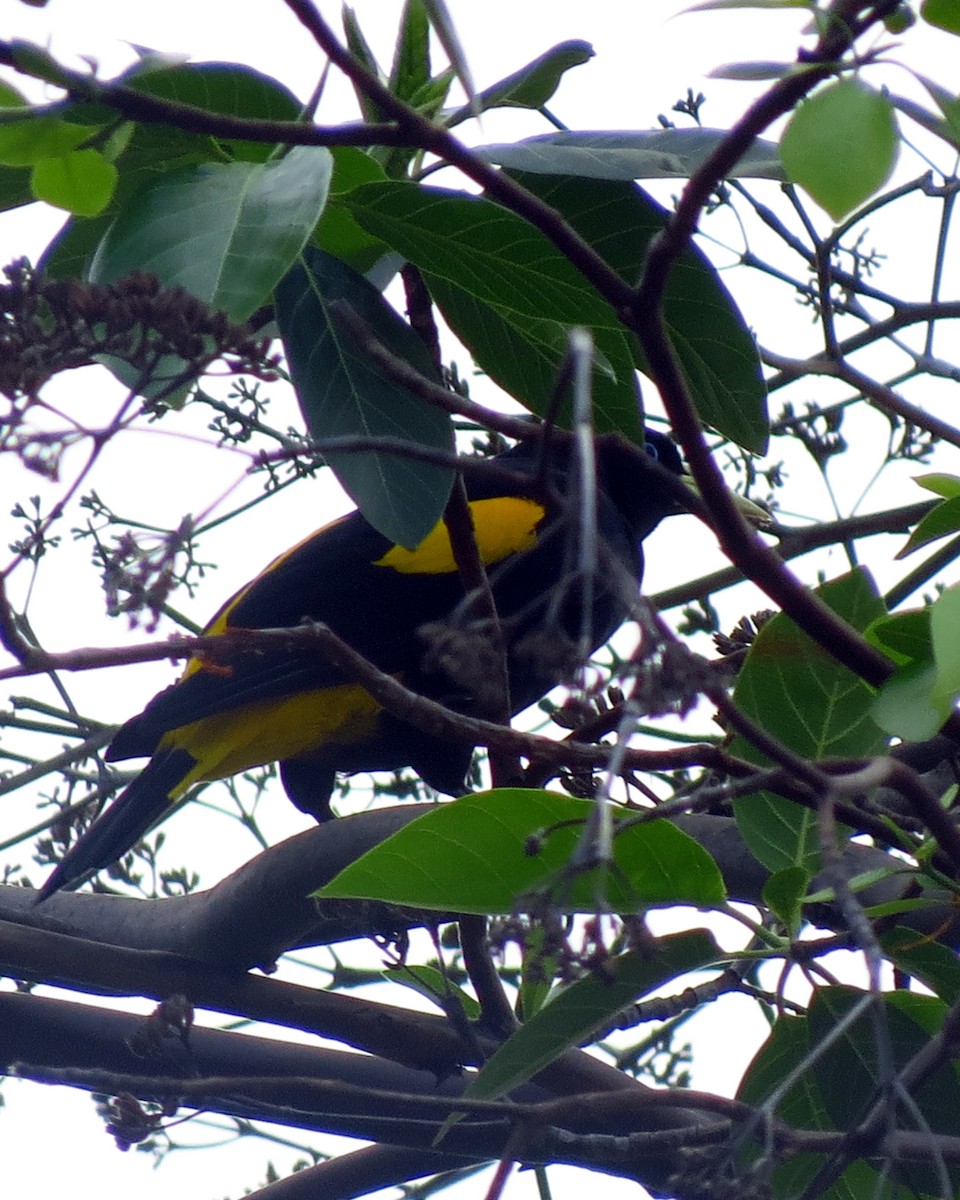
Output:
38,432,683,899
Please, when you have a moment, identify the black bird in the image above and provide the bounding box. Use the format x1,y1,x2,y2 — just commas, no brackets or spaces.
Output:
38,432,684,899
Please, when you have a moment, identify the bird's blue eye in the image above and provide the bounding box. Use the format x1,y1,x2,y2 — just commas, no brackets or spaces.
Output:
644,439,660,461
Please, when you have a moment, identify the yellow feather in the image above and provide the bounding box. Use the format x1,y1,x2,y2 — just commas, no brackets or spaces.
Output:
162,684,382,790
375,496,544,574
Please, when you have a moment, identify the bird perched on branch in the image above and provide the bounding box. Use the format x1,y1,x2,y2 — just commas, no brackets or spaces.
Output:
38,431,684,900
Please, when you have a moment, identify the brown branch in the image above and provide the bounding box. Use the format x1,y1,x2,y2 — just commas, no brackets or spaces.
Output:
650,500,937,611
0,622,718,776
325,301,543,440
0,915,474,1075
833,757,960,874
460,914,517,1040
0,41,409,148
625,5,912,693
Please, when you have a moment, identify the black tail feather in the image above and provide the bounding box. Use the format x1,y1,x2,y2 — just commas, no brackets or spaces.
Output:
36,748,197,902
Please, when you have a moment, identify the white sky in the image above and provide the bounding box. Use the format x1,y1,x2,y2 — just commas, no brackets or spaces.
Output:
2,3,959,1200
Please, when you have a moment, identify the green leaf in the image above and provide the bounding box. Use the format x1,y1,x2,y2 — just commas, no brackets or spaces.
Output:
872,659,943,741
739,1000,945,1198
319,789,726,912
732,569,887,873
445,40,593,126
313,147,391,272
422,0,477,117
126,61,302,163
512,173,768,453
0,166,32,215
872,586,960,739
31,148,117,216
865,608,931,663
0,81,27,108
708,61,792,81
274,247,454,547
476,127,784,181
737,1015,841,1199
882,926,960,1005
896,494,960,558
810,987,960,1193
517,924,558,1021
349,181,616,325
914,472,960,500
342,6,388,124
389,0,432,103
89,146,332,320
346,180,645,440
462,930,720,1101
424,274,643,441
930,583,960,710
867,608,939,738
379,4,453,176
922,0,960,34
763,866,810,934
382,965,481,1019
913,75,960,147
0,115,89,167
780,79,899,220
39,110,227,281
889,90,960,153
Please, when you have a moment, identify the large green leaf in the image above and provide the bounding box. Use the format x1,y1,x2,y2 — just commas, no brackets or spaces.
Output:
0,165,32,215
31,148,117,216
41,63,304,279
737,1016,842,1200
463,930,720,1101
930,583,960,711
89,146,332,320
882,926,960,1006
511,172,768,453
868,607,942,740
348,181,621,324
84,146,330,398
922,0,960,36
732,569,887,873
898,494,960,558
319,788,726,912
0,114,89,166
274,246,454,547
312,147,391,273
0,74,32,213
346,181,645,440
127,61,302,162
781,80,899,221
40,121,221,280
810,986,960,1196
477,127,784,181
425,273,643,441
389,0,432,104
869,587,960,741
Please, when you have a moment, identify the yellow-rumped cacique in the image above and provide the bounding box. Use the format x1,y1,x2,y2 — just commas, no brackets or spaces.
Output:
38,432,684,900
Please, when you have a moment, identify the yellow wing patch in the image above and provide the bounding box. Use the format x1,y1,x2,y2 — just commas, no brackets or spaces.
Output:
160,683,382,792
375,496,545,575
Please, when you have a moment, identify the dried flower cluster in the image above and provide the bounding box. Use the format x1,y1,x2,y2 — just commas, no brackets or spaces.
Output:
0,257,278,402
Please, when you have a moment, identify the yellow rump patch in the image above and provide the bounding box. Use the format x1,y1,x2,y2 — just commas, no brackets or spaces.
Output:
161,683,382,790
375,496,545,575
